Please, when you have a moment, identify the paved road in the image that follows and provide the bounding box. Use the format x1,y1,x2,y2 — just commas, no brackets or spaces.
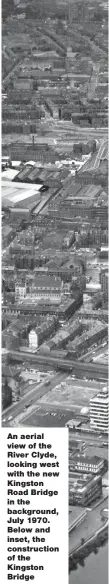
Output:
2,124,108,147
87,64,100,100
2,57,23,86
79,342,108,363
92,140,108,170
36,27,65,56
69,430,108,447
82,139,108,172
9,350,108,380
34,26,65,56
44,119,107,135
2,371,66,427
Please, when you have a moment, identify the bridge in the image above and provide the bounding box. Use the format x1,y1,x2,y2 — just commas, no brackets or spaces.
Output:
9,350,108,380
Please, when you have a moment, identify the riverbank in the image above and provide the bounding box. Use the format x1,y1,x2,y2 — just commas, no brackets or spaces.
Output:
69,523,108,572
69,542,108,584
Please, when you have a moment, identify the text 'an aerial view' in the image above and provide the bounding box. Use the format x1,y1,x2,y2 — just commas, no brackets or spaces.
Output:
2,0,108,581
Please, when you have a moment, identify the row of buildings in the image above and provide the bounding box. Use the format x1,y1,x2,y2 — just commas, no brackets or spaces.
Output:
67,321,108,358
2,292,83,319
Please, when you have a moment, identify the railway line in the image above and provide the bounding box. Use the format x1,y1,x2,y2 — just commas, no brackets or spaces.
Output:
9,350,108,380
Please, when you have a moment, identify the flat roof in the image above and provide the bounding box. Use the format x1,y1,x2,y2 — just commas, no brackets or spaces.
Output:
70,454,103,465
69,472,100,492
90,391,108,403
10,208,30,214
86,282,101,290
12,161,21,167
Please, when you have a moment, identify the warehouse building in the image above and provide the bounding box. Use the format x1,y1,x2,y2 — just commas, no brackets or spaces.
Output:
2,179,43,209
10,207,31,219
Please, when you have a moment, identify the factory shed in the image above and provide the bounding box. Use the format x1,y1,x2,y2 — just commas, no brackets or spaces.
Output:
13,164,36,183
2,168,19,181
10,208,31,218
13,165,48,190
2,179,43,209
11,161,22,169
2,190,41,209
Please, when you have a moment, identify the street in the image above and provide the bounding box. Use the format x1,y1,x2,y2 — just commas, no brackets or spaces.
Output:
2,371,67,427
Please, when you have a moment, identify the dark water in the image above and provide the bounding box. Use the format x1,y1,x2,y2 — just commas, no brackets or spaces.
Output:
69,543,108,584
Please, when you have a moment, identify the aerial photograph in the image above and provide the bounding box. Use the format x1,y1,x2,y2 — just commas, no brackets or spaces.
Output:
2,0,108,581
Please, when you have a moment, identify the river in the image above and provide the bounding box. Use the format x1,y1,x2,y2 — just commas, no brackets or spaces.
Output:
69,542,108,584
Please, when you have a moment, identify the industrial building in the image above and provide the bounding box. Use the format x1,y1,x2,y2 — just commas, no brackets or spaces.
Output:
2,179,43,210
69,472,102,506
12,163,70,189
9,207,31,219
90,387,109,433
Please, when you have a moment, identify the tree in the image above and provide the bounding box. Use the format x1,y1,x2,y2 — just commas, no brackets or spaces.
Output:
94,547,98,554
79,558,85,566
